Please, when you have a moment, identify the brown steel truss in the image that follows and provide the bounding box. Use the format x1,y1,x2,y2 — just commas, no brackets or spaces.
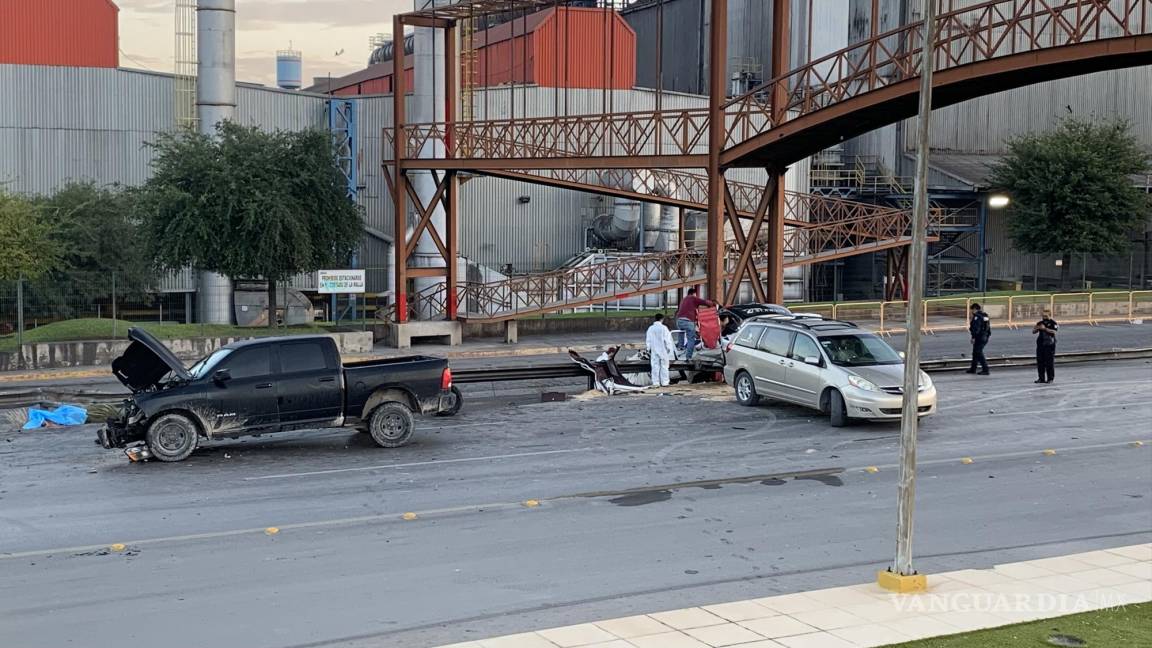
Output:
381,205,935,323
386,0,1148,324
387,1,1150,172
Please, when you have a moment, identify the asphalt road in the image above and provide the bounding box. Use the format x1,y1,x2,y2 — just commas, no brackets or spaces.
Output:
1,359,1150,648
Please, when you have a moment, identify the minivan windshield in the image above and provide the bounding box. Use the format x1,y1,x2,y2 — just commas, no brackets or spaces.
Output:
819,334,902,367
188,348,233,380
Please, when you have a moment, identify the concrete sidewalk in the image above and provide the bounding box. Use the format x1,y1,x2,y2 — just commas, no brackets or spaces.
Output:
433,544,1152,648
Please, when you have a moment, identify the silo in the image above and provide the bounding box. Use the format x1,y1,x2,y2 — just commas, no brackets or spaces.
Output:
276,49,303,90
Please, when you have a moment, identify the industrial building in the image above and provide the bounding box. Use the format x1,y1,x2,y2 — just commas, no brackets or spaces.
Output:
2,0,1150,326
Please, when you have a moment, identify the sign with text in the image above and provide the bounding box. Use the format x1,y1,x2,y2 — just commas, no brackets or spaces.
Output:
318,269,366,294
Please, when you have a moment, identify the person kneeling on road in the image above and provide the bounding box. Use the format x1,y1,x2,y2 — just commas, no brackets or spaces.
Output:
646,313,676,387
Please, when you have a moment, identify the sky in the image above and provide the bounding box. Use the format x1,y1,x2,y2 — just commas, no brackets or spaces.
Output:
116,0,412,86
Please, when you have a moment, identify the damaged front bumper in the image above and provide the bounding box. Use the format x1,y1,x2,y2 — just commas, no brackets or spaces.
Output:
96,400,147,449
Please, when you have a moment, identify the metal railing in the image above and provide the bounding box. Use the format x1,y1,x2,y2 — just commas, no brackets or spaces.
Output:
384,208,929,322
790,290,1152,335
723,0,1151,148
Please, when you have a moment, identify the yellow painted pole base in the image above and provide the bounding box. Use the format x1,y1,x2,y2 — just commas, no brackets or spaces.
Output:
877,570,928,593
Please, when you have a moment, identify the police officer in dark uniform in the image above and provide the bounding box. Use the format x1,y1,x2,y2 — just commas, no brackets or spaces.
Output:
1032,308,1059,383
966,302,991,375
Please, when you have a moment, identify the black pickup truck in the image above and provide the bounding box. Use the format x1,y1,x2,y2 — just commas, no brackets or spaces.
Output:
97,328,459,462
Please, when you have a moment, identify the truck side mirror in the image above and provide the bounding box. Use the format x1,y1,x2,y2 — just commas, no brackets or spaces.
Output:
213,369,232,384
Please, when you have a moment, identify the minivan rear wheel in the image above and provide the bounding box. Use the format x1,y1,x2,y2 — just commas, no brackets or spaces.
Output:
829,390,849,427
734,371,759,406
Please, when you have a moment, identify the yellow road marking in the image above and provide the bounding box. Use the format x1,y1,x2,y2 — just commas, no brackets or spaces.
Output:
109,543,126,552
864,466,879,474
264,527,279,536
960,457,974,464
401,512,418,521
522,499,540,508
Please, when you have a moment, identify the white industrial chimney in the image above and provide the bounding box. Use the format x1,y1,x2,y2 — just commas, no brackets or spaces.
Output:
196,0,236,324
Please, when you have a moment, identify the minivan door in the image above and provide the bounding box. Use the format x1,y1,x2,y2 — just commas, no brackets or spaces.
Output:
781,334,825,408
752,328,795,398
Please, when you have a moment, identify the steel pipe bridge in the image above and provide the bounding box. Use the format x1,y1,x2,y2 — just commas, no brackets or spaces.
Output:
383,0,1152,324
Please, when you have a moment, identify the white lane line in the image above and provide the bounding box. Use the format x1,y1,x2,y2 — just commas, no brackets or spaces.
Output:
956,402,1152,418
0,501,530,561
938,379,1152,411
5,439,1147,561
242,448,593,481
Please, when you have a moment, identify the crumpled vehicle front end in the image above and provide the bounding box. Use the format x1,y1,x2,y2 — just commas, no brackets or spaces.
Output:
96,399,148,449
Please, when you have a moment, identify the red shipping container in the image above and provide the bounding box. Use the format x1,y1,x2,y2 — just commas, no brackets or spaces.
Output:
0,0,119,68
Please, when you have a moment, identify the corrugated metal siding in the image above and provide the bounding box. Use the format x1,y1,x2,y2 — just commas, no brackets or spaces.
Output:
912,67,1152,153
0,0,118,68
624,0,708,94
534,8,636,89
460,176,591,272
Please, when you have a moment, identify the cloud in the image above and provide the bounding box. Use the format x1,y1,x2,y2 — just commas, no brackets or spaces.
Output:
240,0,410,29
118,0,411,29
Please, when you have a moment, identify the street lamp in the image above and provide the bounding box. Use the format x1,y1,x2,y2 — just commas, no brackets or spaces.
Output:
988,194,1010,209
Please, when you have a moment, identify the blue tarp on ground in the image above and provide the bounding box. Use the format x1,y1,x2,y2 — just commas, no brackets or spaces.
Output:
23,405,88,430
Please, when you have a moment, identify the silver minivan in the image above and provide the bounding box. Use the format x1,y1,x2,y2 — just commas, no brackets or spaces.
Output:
722,318,937,426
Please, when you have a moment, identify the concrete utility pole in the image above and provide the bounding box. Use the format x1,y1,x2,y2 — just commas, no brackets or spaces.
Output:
885,0,936,591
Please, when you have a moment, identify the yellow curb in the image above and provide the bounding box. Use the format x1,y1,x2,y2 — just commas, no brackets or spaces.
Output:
1042,449,1057,456
864,466,879,474
877,570,928,593
960,457,974,464
522,499,540,508
401,512,418,521
264,527,279,536
109,543,126,553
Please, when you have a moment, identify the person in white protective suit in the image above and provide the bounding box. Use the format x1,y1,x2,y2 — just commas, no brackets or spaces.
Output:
645,313,676,387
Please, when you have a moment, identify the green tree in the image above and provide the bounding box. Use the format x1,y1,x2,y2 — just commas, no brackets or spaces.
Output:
135,122,363,327
36,181,153,300
989,118,1151,290
0,190,59,281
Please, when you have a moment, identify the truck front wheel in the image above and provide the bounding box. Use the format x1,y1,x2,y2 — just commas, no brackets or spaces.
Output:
145,413,199,462
368,402,415,448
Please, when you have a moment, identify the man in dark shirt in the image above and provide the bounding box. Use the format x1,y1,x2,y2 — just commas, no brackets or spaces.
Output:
1032,308,1059,383
674,288,715,360
966,302,991,375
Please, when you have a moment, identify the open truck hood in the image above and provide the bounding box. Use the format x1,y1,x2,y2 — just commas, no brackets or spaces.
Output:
111,328,192,393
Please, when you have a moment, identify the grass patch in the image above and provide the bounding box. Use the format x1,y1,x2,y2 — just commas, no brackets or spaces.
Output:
0,318,333,353
887,602,1151,647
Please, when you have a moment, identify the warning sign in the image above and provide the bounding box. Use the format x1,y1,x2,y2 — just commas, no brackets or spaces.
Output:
317,269,366,294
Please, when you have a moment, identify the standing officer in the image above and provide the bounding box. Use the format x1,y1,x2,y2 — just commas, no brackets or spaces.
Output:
1032,307,1059,383
966,302,991,375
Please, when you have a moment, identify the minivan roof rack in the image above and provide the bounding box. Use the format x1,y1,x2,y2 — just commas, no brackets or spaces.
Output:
748,315,859,330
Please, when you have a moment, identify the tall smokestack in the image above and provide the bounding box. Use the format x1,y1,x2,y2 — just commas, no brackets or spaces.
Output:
196,0,236,324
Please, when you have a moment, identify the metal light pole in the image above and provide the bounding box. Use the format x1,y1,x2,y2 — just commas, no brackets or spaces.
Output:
891,0,936,585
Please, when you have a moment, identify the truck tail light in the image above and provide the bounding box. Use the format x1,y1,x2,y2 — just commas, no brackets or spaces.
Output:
441,367,453,390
